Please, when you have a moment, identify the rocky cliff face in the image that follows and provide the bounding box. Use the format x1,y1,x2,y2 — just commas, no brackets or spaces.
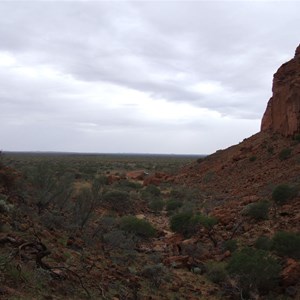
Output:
261,44,300,136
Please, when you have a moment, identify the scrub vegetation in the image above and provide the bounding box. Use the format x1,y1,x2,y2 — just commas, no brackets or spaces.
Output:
0,151,299,299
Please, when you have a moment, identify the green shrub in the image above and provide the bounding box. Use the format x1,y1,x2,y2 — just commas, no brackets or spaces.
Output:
149,199,164,213
169,188,185,200
267,146,274,154
180,201,196,214
120,216,156,238
166,199,183,212
141,185,161,202
227,248,280,297
249,156,257,162
103,230,137,250
196,214,218,230
272,185,297,206
222,239,238,253
26,162,74,214
94,175,109,186
203,171,215,183
293,133,300,143
272,231,300,259
103,190,131,212
254,236,272,251
144,185,160,197
279,148,292,160
170,212,217,237
206,262,227,284
170,212,194,236
115,179,142,191
242,201,270,220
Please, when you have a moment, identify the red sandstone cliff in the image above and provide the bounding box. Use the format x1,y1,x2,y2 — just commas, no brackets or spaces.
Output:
261,44,300,136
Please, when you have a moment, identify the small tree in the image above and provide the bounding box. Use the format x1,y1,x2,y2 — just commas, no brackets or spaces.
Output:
170,212,218,243
197,214,218,246
27,162,74,214
73,187,94,229
227,248,281,298
72,177,106,230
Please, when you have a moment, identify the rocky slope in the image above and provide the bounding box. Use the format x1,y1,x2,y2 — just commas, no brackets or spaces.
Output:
177,44,300,211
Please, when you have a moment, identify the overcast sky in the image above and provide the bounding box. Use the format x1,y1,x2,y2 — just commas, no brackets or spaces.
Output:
0,1,299,154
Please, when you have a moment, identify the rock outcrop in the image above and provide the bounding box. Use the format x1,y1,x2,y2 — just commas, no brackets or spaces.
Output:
261,44,300,136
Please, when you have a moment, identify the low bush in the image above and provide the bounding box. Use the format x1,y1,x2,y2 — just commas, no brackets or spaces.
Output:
141,263,169,288
169,188,186,200
242,201,270,220
170,212,195,236
279,148,292,160
254,236,272,251
293,133,300,143
103,190,132,212
166,199,182,212
170,212,217,237
103,230,137,250
222,239,238,253
272,231,300,259
272,184,297,206
144,185,160,197
227,247,281,298
120,216,156,238
149,199,164,213
181,241,203,259
267,146,274,154
197,214,218,230
206,262,227,284
115,179,142,191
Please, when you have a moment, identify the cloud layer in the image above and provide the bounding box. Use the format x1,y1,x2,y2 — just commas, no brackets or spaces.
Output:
0,1,299,154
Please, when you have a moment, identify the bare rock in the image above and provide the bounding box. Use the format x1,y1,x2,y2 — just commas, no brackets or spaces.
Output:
126,170,147,180
261,44,300,136
281,258,300,287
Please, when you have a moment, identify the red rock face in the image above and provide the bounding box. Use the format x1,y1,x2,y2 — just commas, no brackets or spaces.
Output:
261,44,300,136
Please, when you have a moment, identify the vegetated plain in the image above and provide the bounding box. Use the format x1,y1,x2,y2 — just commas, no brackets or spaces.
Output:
1,145,300,299
3,151,200,178
0,151,208,299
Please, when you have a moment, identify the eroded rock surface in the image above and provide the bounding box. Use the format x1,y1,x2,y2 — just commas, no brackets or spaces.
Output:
261,44,300,136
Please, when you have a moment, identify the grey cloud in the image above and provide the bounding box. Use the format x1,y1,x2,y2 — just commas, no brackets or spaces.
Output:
0,1,299,153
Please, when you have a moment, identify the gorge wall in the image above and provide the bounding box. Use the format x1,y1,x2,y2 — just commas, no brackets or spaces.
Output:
261,44,300,136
